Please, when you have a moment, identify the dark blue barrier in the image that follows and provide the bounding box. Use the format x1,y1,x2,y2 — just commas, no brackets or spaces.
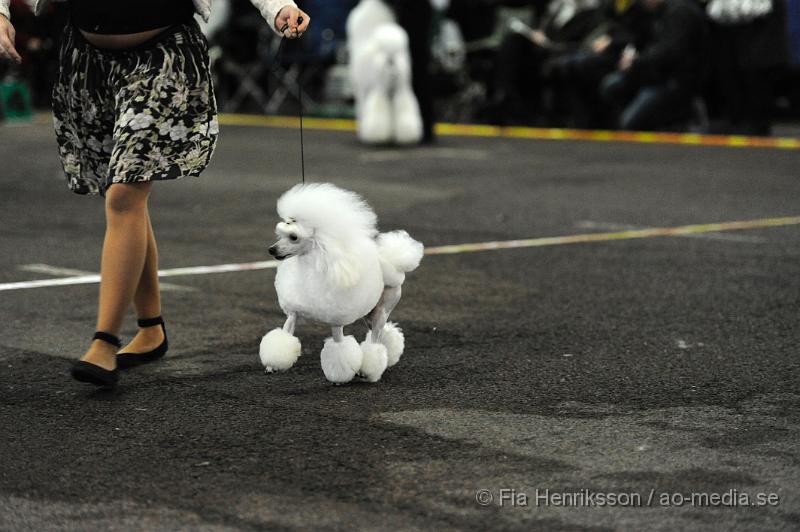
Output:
789,0,800,65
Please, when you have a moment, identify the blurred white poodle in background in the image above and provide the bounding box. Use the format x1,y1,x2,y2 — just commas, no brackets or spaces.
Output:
259,183,424,384
346,0,423,145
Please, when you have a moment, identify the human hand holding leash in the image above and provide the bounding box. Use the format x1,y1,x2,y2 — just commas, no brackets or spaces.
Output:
0,15,21,64
275,6,310,38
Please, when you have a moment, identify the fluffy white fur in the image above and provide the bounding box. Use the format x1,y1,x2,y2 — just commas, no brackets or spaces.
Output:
259,328,301,372
359,340,389,382
321,336,363,384
379,322,405,367
259,183,423,384
347,0,423,145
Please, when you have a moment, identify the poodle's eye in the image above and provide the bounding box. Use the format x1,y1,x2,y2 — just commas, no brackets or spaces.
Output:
289,234,298,242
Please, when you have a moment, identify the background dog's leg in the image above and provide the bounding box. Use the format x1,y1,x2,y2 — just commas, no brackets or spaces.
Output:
392,87,423,145
359,89,394,144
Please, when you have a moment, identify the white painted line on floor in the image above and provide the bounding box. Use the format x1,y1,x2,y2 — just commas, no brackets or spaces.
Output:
576,221,767,243
18,264,196,292
359,147,488,163
155,261,279,277
1,216,798,292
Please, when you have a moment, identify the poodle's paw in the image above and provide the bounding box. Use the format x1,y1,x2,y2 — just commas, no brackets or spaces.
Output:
358,340,388,382
259,328,301,372
320,335,363,384
380,322,405,367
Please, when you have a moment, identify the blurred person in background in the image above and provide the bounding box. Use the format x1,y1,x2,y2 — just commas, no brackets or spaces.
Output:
599,0,707,131
706,0,790,136
543,0,651,128
485,0,603,126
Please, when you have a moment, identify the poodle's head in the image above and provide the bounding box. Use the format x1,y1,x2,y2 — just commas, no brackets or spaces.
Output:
268,217,315,260
268,183,378,285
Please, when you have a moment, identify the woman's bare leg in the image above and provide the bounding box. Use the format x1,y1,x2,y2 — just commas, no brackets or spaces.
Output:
80,182,152,370
119,209,165,353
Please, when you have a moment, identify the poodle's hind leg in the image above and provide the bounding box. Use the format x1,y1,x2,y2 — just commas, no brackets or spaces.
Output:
368,286,402,342
364,285,404,371
354,286,403,381
259,313,302,373
320,326,363,384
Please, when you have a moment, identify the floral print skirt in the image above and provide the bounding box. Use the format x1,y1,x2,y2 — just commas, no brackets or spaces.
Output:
52,20,218,196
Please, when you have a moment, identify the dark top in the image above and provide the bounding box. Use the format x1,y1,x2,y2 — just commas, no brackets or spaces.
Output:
629,0,708,87
70,0,195,34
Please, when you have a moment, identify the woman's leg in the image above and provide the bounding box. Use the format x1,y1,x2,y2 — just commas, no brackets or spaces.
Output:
80,182,152,370
119,208,166,353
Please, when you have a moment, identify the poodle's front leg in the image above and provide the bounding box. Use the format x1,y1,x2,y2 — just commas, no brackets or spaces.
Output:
320,325,363,384
366,286,405,368
283,313,297,335
259,312,301,373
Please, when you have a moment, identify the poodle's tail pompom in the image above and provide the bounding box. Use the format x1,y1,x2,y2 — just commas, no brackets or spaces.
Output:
320,335,363,384
380,322,405,367
377,230,424,287
259,328,301,372
359,340,388,382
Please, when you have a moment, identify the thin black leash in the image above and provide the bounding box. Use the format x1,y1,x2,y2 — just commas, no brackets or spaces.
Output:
276,19,306,184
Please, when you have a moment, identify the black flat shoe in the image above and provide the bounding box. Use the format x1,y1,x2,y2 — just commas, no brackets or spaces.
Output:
71,332,121,388
117,316,168,369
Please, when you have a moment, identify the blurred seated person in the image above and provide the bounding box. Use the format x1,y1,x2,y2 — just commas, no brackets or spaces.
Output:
543,0,651,128
487,0,603,125
599,0,707,131
706,0,790,136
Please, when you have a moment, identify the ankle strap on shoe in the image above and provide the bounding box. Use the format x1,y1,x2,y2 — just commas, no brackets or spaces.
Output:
93,331,122,348
137,316,164,328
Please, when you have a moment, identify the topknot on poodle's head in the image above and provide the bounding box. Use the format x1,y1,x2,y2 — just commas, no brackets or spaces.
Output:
276,183,378,241
271,183,381,287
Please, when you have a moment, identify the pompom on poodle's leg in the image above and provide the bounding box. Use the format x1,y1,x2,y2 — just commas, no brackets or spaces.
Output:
379,322,405,367
259,313,301,373
365,286,405,367
359,339,388,383
321,326,363,384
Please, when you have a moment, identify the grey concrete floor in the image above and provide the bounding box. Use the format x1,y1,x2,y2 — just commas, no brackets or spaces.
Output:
0,119,799,531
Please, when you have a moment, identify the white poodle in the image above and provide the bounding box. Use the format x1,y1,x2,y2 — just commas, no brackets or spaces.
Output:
259,183,424,384
347,0,423,145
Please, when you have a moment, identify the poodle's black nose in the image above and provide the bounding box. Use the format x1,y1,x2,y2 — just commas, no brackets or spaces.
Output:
268,245,278,258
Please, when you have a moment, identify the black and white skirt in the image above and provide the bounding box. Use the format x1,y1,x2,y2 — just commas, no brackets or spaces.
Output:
52,20,218,196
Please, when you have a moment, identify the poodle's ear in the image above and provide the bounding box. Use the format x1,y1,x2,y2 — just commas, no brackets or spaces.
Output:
316,239,362,288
